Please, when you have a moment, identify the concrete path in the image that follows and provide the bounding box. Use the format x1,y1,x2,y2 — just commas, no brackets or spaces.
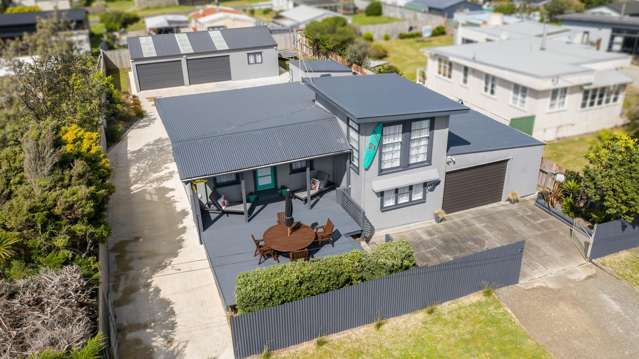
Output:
498,264,639,359
107,76,287,358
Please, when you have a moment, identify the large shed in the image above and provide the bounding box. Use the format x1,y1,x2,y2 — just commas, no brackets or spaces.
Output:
127,26,279,92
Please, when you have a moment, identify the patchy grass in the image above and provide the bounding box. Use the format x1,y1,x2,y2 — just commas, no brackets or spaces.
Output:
351,15,400,25
372,35,453,81
251,9,276,22
274,294,550,359
598,249,639,290
543,127,627,172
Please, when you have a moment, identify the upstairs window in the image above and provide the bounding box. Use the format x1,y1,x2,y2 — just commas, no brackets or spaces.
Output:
379,119,434,174
511,84,528,109
461,66,469,85
483,74,496,95
437,58,452,79
549,88,567,111
380,124,403,170
247,52,263,65
409,120,430,164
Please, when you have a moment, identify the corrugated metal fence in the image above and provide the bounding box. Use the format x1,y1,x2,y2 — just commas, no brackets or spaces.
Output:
589,219,639,259
229,241,525,358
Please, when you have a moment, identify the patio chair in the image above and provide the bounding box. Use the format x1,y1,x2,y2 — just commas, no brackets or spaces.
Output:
251,234,279,264
277,212,285,225
293,171,336,204
205,190,246,216
289,248,309,261
315,218,335,247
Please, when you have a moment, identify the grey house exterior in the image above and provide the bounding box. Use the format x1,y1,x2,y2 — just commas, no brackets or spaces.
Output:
157,74,543,236
127,26,279,92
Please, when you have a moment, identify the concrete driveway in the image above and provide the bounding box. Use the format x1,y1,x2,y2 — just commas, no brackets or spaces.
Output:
108,76,287,358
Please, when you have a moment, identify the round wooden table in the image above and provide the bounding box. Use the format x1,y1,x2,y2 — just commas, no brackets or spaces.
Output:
262,223,315,252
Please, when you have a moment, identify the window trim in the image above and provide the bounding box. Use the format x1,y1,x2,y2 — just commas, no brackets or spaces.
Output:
289,160,313,174
247,51,263,65
378,118,434,175
380,183,427,211
580,85,623,110
213,173,240,187
347,118,360,172
548,87,567,112
483,73,496,96
511,83,528,109
437,58,452,79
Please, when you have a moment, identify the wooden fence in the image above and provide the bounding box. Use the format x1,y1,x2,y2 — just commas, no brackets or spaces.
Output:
537,158,565,191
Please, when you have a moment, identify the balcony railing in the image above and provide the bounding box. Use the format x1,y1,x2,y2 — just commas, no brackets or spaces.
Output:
336,187,375,241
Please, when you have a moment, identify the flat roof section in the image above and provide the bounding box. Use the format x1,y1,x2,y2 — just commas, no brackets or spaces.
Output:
289,59,351,73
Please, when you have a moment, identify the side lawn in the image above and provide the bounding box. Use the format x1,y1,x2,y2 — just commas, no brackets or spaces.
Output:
598,249,639,290
543,128,627,172
372,35,453,81
274,294,550,358
352,15,400,25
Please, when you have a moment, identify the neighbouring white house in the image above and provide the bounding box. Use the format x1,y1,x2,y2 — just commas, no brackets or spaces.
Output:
11,0,70,10
424,38,632,141
191,12,257,31
273,5,344,29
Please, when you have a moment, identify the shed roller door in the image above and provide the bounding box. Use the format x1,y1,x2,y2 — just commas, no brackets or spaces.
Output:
187,56,231,84
136,61,184,91
443,161,507,214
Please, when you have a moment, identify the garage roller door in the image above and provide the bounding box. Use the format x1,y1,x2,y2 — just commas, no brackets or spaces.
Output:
136,61,184,91
443,161,507,214
187,56,231,84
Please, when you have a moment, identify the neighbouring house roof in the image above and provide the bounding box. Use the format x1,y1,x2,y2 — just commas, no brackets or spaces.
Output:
190,5,241,21
558,13,639,29
144,15,189,30
276,5,340,26
303,74,468,122
0,9,86,38
591,1,639,15
127,26,276,61
289,59,351,73
194,12,256,25
447,110,543,156
156,83,350,181
453,10,520,26
586,69,633,88
469,21,570,40
427,38,629,78
405,0,474,12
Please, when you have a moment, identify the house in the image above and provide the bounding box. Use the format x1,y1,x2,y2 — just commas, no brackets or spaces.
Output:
453,10,521,29
126,26,279,92
559,13,639,55
273,5,344,29
274,0,356,13
378,0,482,27
424,39,632,141
191,12,257,32
10,0,70,10
288,59,352,81
155,73,543,306
586,1,639,17
455,20,572,45
144,14,189,34
0,9,89,52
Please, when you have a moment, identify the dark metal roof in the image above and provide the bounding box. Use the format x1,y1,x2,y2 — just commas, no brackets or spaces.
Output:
405,0,474,11
289,59,352,73
0,9,86,26
127,26,277,61
303,74,468,122
558,13,639,29
156,83,350,180
447,110,544,156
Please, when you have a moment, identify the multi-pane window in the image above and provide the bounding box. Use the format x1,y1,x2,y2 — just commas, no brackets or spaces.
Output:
437,58,452,79
381,184,426,210
461,66,469,85
581,86,623,109
247,52,263,65
511,84,528,109
348,119,359,169
380,124,403,170
549,88,567,111
290,160,312,174
409,120,430,164
214,173,239,187
483,74,496,95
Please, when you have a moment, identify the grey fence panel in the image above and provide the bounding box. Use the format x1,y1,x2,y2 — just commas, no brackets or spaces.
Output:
589,219,639,259
230,241,524,358
336,188,375,239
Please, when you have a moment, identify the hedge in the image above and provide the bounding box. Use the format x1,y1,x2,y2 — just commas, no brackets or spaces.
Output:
398,31,422,39
235,240,416,313
432,25,446,37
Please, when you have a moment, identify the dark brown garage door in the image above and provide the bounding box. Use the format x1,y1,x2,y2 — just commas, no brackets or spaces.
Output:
443,161,507,214
187,56,231,84
136,61,184,91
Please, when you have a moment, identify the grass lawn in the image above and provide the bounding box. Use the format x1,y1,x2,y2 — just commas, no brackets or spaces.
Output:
373,35,453,81
598,249,639,290
351,14,400,25
274,294,550,359
251,9,275,22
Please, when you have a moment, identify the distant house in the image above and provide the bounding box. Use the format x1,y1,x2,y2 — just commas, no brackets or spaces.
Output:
378,0,481,27
586,2,639,17
273,5,345,29
127,26,279,92
10,0,70,11
0,9,89,52
144,15,189,34
274,0,355,13
424,39,632,141
455,20,572,45
559,13,639,55
191,12,257,32
289,59,352,81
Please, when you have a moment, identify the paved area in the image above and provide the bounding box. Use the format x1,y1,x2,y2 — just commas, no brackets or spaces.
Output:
108,76,287,358
373,198,587,281
498,264,639,359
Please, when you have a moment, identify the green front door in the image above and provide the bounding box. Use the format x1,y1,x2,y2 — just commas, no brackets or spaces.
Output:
510,115,535,136
255,167,277,191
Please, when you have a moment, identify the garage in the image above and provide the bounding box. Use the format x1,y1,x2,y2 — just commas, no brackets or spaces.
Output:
136,61,184,91
187,56,231,84
442,161,507,214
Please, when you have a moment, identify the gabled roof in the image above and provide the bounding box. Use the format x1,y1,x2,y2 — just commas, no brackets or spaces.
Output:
405,0,475,11
447,110,543,156
156,83,350,180
289,59,351,73
303,74,468,122
127,26,276,61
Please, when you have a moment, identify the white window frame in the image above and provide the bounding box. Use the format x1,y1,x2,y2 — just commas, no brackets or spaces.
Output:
247,51,263,65
437,58,452,79
549,87,567,111
511,84,528,109
348,119,359,170
461,65,469,85
380,124,403,171
580,85,623,109
483,74,496,96
381,183,427,210
409,120,430,165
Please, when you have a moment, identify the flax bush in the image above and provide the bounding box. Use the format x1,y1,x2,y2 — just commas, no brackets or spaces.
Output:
235,240,415,313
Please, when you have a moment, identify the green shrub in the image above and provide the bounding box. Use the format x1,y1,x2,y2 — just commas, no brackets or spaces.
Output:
263,8,272,14
493,1,517,15
5,5,40,13
362,32,374,42
398,31,421,39
383,33,390,41
235,241,416,313
368,43,388,59
431,25,446,37
373,63,401,75
365,1,383,16
99,11,140,32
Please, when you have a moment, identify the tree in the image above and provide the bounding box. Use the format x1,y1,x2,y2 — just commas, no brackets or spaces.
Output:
99,11,140,33
582,0,612,9
5,5,40,13
493,1,517,15
304,17,357,57
544,0,584,19
365,1,383,16
563,133,639,223
345,40,369,66
624,87,639,138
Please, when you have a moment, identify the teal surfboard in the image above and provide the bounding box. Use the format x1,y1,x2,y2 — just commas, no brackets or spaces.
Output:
363,123,383,170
